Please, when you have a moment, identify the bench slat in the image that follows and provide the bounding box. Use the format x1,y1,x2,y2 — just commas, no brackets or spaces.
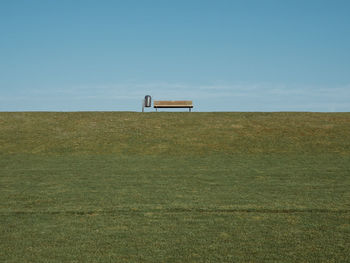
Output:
154,105,193,108
154,100,193,107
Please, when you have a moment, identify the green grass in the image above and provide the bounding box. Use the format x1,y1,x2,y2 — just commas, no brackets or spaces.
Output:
1,112,349,262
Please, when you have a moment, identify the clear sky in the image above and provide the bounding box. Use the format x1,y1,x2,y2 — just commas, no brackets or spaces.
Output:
1,0,349,112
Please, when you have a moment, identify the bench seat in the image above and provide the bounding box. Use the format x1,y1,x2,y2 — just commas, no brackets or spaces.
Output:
154,100,193,111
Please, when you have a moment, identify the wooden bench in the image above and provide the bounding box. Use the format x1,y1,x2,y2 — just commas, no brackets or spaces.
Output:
154,100,193,112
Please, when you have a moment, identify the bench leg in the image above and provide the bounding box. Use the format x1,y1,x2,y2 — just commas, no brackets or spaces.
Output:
189,108,191,112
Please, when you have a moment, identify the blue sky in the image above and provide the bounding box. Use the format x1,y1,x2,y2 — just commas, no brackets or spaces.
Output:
1,0,349,112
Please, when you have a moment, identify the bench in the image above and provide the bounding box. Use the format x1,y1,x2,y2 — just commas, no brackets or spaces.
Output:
154,100,193,112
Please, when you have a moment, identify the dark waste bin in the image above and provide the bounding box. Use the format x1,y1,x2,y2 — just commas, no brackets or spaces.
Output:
144,95,152,107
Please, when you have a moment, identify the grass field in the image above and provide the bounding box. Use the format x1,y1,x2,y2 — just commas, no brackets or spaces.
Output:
1,112,349,262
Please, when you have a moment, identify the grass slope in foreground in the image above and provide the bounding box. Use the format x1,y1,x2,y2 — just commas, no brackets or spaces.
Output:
0,112,349,262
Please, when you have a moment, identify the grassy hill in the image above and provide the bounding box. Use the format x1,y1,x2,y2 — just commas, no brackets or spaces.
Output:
1,112,350,155
1,112,349,262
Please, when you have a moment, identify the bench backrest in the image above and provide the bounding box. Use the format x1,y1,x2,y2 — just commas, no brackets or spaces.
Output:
154,100,193,107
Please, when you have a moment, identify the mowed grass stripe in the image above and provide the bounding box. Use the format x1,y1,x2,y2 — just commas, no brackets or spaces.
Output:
2,208,350,215
2,154,349,212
